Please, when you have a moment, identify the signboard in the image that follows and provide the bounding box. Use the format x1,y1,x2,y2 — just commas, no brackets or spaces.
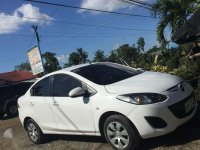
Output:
27,46,44,75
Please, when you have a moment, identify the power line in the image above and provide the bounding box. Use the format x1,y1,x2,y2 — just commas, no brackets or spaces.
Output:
119,0,151,10
25,0,154,18
44,0,66,24
1,15,155,32
126,0,152,7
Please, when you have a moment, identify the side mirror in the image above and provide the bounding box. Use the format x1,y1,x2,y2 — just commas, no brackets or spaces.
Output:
69,87,86,98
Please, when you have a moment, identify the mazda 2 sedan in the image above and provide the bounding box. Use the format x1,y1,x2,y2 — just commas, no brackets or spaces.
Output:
18,62,197,150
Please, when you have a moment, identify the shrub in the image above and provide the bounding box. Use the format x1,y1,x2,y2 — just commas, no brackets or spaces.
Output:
151,65,168,73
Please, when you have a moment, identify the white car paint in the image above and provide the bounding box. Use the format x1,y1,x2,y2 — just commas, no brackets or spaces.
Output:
18,62,197,140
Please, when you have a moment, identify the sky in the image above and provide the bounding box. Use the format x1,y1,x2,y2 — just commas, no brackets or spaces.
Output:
0,0,159,73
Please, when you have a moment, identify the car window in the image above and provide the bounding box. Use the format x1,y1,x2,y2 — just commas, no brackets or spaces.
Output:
31,77,51,96
52,74,82,97
72,63,143,85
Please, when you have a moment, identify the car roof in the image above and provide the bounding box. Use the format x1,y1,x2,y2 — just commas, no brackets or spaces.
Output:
61,62,115,72
62,63,92,71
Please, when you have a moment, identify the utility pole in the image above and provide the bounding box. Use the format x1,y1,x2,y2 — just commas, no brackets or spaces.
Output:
32,25,46,75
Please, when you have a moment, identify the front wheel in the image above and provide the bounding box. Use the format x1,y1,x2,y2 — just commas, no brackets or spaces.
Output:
103,115,140,150
26,119,45,144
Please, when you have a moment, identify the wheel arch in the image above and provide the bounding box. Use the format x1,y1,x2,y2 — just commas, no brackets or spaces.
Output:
98,111,139,137
23,117,32,129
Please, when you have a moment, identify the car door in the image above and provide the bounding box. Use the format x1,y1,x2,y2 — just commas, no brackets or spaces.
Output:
50,73,95,134
29,76,57,131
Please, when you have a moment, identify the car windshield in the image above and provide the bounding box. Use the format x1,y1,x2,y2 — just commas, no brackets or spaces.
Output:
72,63,143,85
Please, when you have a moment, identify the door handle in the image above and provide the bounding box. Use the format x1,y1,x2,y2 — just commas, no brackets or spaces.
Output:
53,101,59,106
30,101,34,106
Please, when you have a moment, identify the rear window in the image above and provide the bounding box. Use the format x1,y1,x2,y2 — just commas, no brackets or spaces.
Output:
72,63,143,85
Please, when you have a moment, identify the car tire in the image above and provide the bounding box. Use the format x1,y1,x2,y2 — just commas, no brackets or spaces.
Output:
103,115,140,150
6,103,18,117
26,119,45,144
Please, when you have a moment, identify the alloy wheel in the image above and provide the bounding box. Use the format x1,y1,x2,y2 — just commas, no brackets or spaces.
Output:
106,121,129,149
27,123,39,142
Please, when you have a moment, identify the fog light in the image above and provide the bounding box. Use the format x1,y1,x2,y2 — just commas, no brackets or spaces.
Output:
145,117,167,129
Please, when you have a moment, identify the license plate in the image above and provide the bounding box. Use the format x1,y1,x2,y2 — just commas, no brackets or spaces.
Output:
184,97,195,113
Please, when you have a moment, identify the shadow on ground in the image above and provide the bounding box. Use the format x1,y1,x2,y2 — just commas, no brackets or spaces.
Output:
46,134,106,144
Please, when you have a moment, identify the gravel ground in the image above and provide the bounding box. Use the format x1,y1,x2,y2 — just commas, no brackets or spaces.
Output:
0,106,200,150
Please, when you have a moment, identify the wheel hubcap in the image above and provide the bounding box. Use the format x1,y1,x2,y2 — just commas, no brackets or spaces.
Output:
27,123,38,142
107,122,129,149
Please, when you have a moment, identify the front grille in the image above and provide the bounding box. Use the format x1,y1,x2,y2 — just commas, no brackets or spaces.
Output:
168,93,196,119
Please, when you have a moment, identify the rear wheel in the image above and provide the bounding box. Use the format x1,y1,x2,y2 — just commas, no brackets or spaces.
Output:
26,119,45,144
103,115,140,150
6,103,18,117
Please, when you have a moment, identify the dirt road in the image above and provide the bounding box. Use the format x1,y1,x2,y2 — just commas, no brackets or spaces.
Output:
1,108,200,150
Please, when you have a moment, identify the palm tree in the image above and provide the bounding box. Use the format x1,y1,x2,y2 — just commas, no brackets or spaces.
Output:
76,48,88,63
93,50,105,62
151,0,198,45
42,52,61,73
137,37,145,52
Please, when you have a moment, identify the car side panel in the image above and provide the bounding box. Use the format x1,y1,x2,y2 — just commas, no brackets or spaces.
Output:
18,94,57,132
90,93,137,135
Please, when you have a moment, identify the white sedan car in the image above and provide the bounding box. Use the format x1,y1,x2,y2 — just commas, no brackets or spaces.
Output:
18,62,197,150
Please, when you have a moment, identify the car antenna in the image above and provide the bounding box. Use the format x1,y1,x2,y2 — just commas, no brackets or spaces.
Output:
120,58,130,66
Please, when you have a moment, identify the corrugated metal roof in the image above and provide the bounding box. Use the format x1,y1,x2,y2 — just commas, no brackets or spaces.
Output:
0,70,35,86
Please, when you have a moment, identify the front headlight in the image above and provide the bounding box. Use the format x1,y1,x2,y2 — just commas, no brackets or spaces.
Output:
116,93,167,105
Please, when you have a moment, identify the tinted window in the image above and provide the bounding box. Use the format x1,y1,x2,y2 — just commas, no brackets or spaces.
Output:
72,63,143,85
52,74,82,97
32,77,51,96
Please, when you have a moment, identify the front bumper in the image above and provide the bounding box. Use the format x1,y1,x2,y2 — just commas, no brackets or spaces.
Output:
128,93,198,139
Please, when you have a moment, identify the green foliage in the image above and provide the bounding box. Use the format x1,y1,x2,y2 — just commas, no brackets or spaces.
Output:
66,48,88,66
151,0,198,45
42,52,61,73
76,48,88,63
116,44,139,65
165,57,179,70
137,37,145,52
93,50,105,62
107,50,120,63
68,52,81,66
173,60,199,81
14,61,31,71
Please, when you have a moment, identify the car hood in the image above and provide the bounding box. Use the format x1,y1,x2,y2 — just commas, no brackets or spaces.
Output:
104,71,182,94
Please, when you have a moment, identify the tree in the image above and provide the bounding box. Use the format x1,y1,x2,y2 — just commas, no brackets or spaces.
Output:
42,52,61,73
107,50,119,63
76,48,88,63
14,61,31,71
93,50,105,62
116,44,139,65
151,0,198,45
66,48,88,66
137,37,145,52
68,52,81,66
